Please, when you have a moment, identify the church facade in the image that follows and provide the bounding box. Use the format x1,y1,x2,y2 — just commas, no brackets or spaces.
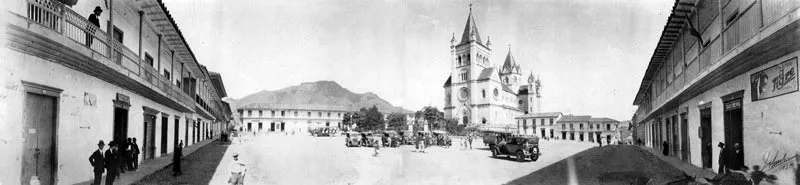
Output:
443,8,542,127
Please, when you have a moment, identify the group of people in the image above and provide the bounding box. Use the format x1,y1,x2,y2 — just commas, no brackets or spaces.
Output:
461,133,475,150
717,142,745,173
88,138,140,185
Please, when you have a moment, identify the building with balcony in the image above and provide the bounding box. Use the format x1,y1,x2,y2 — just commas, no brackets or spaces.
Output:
238,104,348,134
630,0,800,181
1,0,231,184
515,112,562,138
554,115,620,144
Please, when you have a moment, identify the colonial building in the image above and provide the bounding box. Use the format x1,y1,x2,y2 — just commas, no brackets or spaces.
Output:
1,0,230,184
516,112,563,138
443,6,543,130
238,104,348,134
554,116,620,144
631,0,800,181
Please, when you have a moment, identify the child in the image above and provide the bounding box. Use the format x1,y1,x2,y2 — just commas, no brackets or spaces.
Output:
373,138,382,157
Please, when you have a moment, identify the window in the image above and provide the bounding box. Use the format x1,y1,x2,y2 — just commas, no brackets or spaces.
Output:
271,111,275,117
318,112,322,117
570,124,574,129
338,113,341,117
163,70,171,80
482,118,487,124
522,119,527,128
550,118,553,125
607,124,611,130
248,110,252,116
580,124,584,130
327,112,331,117
144,53,154,67
308,112,311,117
259,111,263,117
590,124,593,129
294,111,298,117
482,89,486,98
562,124,566,130
281,111,285,116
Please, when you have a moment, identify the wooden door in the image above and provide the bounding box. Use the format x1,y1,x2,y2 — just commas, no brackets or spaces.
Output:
21,93,57,185
700,108,712,168
143,114,156,159
160,116,168,154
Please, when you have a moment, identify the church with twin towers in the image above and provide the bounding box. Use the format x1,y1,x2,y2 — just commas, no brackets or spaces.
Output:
443,6,543,127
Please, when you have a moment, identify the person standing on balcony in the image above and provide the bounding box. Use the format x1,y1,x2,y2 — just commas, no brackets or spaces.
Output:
86,6,102,47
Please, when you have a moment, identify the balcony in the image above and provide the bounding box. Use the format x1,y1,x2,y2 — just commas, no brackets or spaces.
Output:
5,0,195,112
639,0,800,121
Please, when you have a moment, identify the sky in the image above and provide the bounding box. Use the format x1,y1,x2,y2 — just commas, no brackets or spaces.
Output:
161,0,675,121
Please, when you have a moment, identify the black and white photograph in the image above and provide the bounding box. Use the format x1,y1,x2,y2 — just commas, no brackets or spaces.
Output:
1,0,799,184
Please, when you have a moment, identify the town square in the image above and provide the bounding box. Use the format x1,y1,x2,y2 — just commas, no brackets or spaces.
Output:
1,0,800,185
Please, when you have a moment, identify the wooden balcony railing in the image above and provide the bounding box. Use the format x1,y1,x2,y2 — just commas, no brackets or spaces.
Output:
19,0,195,108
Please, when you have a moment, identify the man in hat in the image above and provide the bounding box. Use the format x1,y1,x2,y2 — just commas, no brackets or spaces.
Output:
228,152,247,185
172,140,183,176
104,141,120,185
86,6,102,46
88,140,105,185
131,138,140,170
718,142,728,174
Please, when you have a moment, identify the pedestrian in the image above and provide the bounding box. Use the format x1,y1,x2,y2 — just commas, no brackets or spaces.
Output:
124,138,133,170
173,140,183,176
86,6,102,47
731,143,744,171
662,141,670,156
718,142,727,174
373,137,382,157
131,138,140,170
104,141,120,185
118,138,128,174
88,140,105,185
228,153,247,185
467,133,473,149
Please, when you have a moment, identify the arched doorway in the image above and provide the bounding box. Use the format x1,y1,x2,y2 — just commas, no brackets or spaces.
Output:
462,116,469,125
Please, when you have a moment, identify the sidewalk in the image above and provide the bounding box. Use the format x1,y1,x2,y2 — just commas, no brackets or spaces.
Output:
75,137,221,185
637,145,717,180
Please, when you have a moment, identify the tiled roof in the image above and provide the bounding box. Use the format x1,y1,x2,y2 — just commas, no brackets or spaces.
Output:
517,112,562,118
238,103,349,112
477,67,496,80
589,117,619,123
557,115,592,122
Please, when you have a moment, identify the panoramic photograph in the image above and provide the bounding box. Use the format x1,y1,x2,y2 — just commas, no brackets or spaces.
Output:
1,0,799,184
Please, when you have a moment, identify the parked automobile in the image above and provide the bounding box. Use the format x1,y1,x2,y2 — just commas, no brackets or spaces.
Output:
431,130,452,147
344,131,361,147
489,135,541,162
381,130,400,147
481,131,513,147
398,131,415,145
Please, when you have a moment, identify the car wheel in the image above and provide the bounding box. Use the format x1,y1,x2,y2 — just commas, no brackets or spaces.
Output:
516,151,525,162
531,156,539,161
491,148,498,158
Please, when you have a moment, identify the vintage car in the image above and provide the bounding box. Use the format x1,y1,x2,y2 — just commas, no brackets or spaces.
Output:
431,130,452,147
398,131,415,145
489,136,541,162
344,131,362,147
381,130,400,147
482,131,513,147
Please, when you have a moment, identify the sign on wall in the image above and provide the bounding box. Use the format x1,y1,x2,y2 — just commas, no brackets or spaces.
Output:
750,57,798,101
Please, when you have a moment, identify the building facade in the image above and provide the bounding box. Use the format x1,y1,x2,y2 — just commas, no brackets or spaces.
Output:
238,104,348,134
443,7,543,129
1,0,230,184
554,116,620,144
631,0,800,182
516,112,563,138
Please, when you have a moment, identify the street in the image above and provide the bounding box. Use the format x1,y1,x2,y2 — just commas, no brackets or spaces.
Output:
189,134,593,185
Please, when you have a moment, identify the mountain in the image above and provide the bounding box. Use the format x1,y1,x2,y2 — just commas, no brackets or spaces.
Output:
228,81,411,113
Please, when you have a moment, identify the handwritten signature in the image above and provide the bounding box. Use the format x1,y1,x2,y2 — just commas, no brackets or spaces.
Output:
761,150,799,171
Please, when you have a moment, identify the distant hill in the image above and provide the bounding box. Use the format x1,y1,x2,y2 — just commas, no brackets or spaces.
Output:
227,81,411,113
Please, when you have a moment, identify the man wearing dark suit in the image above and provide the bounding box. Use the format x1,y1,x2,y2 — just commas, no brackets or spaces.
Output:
104,141,120,185
88,140,105,185
131,138,140,170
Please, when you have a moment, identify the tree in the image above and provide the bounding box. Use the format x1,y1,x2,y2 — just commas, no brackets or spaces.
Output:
443,118,464,135
355,105,384,131
415,106,444,130
386,113,408,131
342,112,353,130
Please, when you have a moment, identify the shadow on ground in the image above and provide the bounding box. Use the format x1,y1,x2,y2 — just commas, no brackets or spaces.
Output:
504,145,692,185
131,142,230,185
